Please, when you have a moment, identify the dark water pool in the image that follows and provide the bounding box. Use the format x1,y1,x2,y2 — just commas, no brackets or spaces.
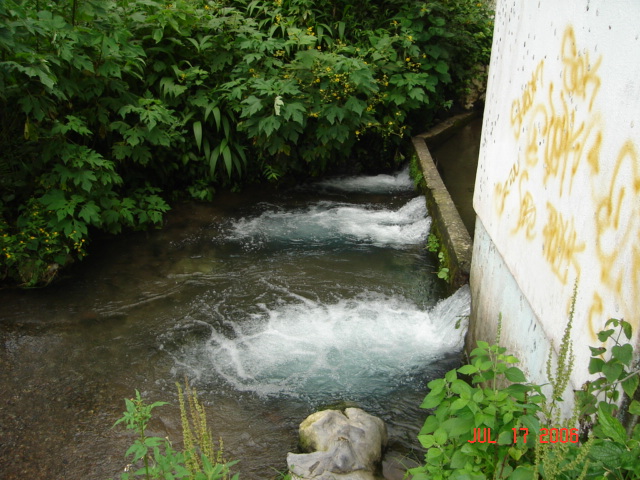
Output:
0,169,470,479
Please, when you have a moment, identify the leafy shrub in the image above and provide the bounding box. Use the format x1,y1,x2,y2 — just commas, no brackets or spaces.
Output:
0,0,494,285
112,384,238,480
408,316,640,480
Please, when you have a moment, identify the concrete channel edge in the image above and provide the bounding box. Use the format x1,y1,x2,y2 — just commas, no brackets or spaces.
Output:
411,113,476,290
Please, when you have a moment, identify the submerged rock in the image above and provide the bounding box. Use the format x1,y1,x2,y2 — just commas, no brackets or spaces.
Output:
287,408,388,480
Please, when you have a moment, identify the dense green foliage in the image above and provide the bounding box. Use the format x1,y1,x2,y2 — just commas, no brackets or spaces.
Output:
112,385,238,480
0,0,493,285
409,317,640,480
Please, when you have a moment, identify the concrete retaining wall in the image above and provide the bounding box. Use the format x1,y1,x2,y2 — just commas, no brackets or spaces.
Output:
469,0,640,395
412,115,474,290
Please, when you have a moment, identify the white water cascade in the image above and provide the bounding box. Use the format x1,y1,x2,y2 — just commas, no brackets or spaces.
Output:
166,168,471,403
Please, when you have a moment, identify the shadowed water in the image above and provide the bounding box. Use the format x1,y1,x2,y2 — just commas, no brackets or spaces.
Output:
0,167,469,479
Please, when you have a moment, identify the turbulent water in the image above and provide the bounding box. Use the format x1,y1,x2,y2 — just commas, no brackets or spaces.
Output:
0,166,471,480
168,278,469,401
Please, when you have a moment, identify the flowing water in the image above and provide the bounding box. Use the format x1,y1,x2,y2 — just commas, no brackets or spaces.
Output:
0,168,470,479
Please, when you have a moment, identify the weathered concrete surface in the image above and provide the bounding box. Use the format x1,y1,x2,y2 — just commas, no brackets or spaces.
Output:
469,0,640,397
411,135,473,290
414,111,479,150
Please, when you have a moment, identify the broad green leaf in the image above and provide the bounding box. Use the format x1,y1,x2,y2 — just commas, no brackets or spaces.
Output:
418,434,435,448
241,95,264,118
435,60,449,74
426,447,442,461
441,413,474,437
78,202,101,225
589,441,625,467
629,400,640,415
421,390,445,409
602,361,623,383
458,364,479,375
505,367,527,383
597,405,627,443
258,116,281,137
498,429,513,445
589,357,605,374
325,105,345,125
427,378,446,394
193,121,203,151
419,415,440,435
222,144,232,178
472,390,484,403
450,398,468,412
445,369,457,383
612,344,633,366
597,328,615,342
212,107,221,130
450,471,485,480
621,320,633,340
450,450,471,469
344,96,366,117
434,427,447,445
621,374,639,399
509,466,535,480
450,379,472,398
283,102,306,125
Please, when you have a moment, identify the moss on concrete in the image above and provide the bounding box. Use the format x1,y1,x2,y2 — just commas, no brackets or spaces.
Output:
411,119,474,292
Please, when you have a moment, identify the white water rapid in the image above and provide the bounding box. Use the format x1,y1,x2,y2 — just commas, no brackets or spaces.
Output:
166,167,471,402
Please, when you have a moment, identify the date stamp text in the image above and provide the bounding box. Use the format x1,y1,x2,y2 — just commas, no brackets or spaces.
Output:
468,427,579,444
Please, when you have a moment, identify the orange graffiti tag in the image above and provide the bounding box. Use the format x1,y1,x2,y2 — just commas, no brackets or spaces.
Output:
542,203,585,285
511,61,545,138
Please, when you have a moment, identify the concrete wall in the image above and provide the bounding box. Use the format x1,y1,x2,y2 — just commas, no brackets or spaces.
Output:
469,0,640,396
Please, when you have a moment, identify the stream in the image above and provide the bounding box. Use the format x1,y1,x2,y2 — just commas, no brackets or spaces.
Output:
0,167,470,479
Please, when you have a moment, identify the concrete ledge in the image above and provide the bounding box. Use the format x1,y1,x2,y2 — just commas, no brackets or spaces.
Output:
414,111,480,149
411,135,473,290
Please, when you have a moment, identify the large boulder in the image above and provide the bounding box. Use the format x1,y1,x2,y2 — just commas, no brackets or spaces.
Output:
287,408,388,480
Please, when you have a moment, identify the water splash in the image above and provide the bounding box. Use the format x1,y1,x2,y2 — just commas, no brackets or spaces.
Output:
170,286,470,401
313,167,413,193
228,197,429,249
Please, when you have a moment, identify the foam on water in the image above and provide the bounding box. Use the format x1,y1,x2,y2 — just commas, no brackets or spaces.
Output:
313,167,413,193
172,286,470,400
229,196,430,248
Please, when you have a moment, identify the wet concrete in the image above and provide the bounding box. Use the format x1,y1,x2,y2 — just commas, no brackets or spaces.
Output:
430,117,482,237
411,113,482,290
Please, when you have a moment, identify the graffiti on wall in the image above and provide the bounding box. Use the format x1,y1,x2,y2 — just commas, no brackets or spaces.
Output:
493,26,640,337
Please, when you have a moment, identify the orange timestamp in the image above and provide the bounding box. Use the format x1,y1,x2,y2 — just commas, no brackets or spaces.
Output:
468,427,580,444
